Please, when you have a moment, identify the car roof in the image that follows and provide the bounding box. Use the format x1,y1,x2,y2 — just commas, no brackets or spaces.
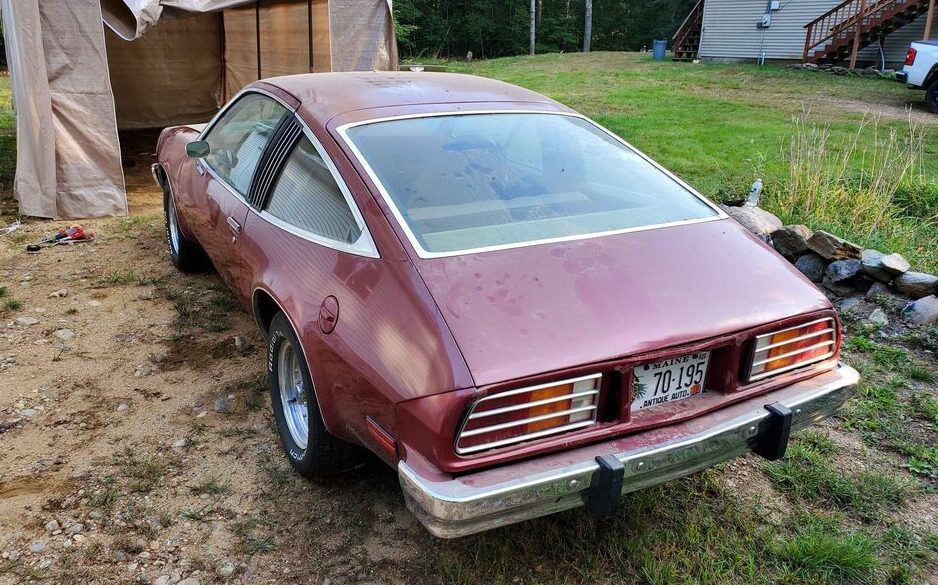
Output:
259,72,562,124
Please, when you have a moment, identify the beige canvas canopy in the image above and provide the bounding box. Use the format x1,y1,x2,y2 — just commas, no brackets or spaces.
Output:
0,0,397,219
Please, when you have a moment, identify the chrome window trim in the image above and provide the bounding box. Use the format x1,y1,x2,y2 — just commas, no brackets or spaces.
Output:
197,88,292,198
336,110,728,260
198,88,379,259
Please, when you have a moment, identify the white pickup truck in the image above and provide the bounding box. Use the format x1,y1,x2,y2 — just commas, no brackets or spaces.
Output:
898,40,938,113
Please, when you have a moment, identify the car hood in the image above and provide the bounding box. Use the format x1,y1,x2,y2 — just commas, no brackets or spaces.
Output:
412,218,831,387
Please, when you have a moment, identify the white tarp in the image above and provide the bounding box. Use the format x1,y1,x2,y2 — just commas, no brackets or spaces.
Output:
4,0,396,219
3,0,127,219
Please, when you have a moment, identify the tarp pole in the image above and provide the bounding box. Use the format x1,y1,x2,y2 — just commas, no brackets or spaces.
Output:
255,0,261,79
308,0,314,71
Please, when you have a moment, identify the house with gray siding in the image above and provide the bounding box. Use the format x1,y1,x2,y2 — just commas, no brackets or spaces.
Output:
673,0,933,67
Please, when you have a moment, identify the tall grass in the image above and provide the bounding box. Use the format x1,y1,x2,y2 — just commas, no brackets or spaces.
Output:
766,112,938,272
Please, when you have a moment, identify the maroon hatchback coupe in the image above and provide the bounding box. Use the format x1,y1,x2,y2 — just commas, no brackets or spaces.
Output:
152,72,858,537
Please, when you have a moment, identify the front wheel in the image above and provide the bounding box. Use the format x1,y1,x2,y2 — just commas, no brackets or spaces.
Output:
267,312,358,477
926,80,938,114
163,185,207,272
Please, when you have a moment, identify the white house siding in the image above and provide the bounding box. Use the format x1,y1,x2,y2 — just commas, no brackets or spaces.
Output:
698,0,928,65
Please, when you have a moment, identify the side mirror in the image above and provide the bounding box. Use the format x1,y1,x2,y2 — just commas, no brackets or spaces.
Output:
186,140,210,158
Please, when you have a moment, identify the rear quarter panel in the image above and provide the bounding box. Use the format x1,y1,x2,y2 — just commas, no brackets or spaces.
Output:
240,219,474,461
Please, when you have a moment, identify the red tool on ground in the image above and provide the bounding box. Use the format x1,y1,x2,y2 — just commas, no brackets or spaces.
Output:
26,225,96,252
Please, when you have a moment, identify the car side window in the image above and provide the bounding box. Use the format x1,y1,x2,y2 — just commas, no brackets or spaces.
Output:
202,93,287,196
265,136,363,244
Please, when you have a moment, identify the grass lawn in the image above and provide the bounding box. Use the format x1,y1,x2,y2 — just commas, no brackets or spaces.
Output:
446,52,938,271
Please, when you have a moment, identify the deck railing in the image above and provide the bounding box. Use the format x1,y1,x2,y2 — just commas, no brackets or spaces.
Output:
803,0,923,65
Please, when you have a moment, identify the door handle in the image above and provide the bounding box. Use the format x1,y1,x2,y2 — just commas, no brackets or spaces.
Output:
195,161,205,176
227,216,241,242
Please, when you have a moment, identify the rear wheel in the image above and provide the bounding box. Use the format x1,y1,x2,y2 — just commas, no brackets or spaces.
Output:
926,80,938,114
163,186,207,272
267,312,358,477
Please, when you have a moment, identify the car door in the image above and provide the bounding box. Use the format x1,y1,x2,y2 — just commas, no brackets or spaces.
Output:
197,92,288,298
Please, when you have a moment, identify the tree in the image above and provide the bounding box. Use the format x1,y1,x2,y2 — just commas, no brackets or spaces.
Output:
391,0,697,60
583,0,592,52
530,0,537,55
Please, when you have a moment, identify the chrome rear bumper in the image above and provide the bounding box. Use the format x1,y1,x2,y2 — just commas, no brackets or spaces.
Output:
399,364,858,538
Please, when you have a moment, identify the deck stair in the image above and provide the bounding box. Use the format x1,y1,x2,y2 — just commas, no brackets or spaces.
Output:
672,0,704,61
803,0,932,66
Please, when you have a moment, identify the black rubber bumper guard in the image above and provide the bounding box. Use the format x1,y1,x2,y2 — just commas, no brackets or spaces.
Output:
583,401,793,519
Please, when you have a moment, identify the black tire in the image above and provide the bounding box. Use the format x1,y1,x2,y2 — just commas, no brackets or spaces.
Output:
267,312,358,477
926,80,938,114
163,185,208,272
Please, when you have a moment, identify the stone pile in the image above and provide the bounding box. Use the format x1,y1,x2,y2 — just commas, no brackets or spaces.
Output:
786,62,896,79
721,204,938,326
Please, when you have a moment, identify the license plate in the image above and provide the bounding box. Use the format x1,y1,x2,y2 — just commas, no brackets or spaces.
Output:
631,352,709,412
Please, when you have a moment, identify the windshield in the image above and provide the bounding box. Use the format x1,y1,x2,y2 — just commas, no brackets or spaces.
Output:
343,113,719,256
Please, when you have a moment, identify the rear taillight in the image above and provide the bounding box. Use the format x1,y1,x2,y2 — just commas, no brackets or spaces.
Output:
905,48,917,66
455,374,601,455
747,318,838,382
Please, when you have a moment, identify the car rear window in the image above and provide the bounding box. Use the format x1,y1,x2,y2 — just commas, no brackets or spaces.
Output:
342,113,719,256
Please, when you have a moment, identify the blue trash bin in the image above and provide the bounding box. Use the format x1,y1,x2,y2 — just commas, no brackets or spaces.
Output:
652,39,667,60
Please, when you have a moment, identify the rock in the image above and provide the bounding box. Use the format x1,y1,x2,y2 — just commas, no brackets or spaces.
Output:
45,520,60,533
66,523,84,535
177,578,200,585
48,289,68,298
825,259,861,283
894,271,938,299
154,576,171,585
134,365,152,378
53,328,75,341
213,397,233,414
902,295,938,325
837,296,863,313
807,230,863,261
795,253,827,283
88,300,102,308
19,408,38,418
868,308,889,326
30,540,47,554
771,224,813,257
880,252,910,275
822,277,855,297
720,205,783,240
859,249,892,283
864,281,892,301
217,559,236,577
233,336,247,350
136,290,155,301
15,316,39,327
172,439,187,449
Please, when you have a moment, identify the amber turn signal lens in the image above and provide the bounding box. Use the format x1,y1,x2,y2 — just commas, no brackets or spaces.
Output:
456,374,601,455
748,318,837,382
